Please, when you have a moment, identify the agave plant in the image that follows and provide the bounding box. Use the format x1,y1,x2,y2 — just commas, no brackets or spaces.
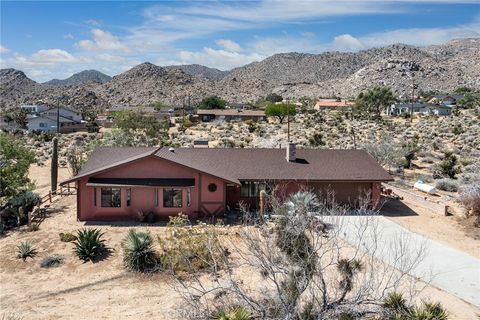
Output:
73,228,105,262
16,241,37,261
409,301,448,320
122,229,157,272
211,306,251,320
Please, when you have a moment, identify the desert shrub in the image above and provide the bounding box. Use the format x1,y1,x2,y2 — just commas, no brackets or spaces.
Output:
73,228,105,262
460,183,480,226
433,151,461,179
16,241,37,261
211,306,252,320
40,254,65,268
122,229,157,272
409,301,448,320
59,232,77,242
27,222,40,232
435,179,458,192
1,191,41,231
1,312,23,320
157,214,227,274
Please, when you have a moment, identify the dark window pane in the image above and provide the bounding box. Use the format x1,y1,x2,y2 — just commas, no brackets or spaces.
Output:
101,188,121,207
163,188,182,208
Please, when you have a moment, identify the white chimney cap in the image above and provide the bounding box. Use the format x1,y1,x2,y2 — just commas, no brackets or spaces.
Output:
168,147,175,152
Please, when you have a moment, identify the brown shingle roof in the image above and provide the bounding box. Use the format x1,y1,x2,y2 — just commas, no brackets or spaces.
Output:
62,147,392,185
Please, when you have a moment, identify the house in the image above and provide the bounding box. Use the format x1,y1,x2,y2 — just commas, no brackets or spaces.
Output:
427,94,464,106
60,144,393,221
387,103,452,116
20,103,49,114
314,99,353,110
197,109,266,122
26,106,83,132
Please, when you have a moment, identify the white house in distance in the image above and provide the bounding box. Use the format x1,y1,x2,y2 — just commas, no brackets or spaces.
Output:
22,104,84,132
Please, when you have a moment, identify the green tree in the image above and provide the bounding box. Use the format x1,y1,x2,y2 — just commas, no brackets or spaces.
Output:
152,101,169,111
197,96,226,110
265,103,296,123
457,91,480,109
355,86,397,119
112,110,169,146
265,93,283,103
454,86,472,94
0,133,36,206
434,151,461,179
2,107,29,128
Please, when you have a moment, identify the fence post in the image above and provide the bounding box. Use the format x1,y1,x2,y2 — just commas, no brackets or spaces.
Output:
49,190,52,203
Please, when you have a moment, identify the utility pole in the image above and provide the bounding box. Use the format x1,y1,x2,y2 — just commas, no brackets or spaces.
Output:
56,96,61,133
286,98,291,142
410,77,415,123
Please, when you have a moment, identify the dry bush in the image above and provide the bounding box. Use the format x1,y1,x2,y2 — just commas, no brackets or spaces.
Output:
172,192,427,319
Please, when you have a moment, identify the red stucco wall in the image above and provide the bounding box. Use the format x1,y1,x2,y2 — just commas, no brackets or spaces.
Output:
77,156,225,221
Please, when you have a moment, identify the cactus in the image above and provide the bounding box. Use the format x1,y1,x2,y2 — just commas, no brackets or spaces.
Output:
259,189,266,223
51,137,58,192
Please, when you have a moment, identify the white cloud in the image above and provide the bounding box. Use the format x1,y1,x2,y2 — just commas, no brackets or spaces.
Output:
77,28,130,53
332,34,366,51
177,47,263,70
64,34,74,40
215,39,242,52
31,49,78,63
0,45,10,54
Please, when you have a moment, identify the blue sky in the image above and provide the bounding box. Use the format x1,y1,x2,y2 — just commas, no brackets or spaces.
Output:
1,1,479,82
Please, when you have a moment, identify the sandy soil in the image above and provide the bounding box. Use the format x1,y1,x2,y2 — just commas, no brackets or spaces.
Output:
29,159,71,196
383,199,480,259
0,194,478,319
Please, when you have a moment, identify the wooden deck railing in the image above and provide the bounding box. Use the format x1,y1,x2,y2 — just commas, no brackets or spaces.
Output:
28,183,76,226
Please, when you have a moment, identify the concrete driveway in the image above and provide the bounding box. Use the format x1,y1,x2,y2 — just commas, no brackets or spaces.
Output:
333,215,480,307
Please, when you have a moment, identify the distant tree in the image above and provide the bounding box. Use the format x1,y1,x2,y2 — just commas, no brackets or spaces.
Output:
434,151,461,179
454,87,472,94
2,107,29,128
112,110,169,146
152,101,169,111
265,93,283,103
265,103,296,123
457,91,480,109
197,96,226,110
355,87,397,119
0,133,36,206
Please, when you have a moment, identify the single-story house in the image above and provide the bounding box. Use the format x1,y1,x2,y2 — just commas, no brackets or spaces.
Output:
427,94,464,106
314,99,354,110
387,103,452,116
197,109,266,122
61,144,393,221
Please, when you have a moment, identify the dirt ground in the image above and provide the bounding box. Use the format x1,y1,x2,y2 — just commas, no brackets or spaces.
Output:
29,159,71,196
382,198,480,259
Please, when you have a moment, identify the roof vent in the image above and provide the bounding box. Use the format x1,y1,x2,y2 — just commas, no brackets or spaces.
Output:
168,147,175,152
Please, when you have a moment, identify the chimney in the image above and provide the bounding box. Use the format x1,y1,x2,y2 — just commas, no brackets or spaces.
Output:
286,142,296,162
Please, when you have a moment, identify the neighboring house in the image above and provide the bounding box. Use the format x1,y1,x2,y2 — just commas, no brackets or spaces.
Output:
427,94,464,106
26,107,83,132
20,103,49,114
314,99,353,110
388,103,452,116
60,144,393,221
197,109,266,122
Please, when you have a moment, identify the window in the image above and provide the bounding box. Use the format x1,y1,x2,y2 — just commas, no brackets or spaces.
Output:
208,183,217,192
39,123,46,128
154,188,158,206
101,188,121,207
187,188,192,207
163,188,182,208
240,181,266,197
93,188,97,206
126,188,131,207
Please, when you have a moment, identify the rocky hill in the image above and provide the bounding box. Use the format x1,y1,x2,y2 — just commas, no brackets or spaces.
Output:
44,70,111,86
1,38,479,109
163,64,229,81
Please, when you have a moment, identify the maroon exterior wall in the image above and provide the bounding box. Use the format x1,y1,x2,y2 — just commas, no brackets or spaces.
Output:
77,156,226,221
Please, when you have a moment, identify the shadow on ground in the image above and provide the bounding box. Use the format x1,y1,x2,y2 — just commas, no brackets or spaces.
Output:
381,199,418,217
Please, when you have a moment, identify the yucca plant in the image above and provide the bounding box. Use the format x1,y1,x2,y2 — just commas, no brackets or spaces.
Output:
122,229,157,272
73,228,105,262
211,306,251,320
16,241,37,261
408,301,448,320
383,292,410,315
